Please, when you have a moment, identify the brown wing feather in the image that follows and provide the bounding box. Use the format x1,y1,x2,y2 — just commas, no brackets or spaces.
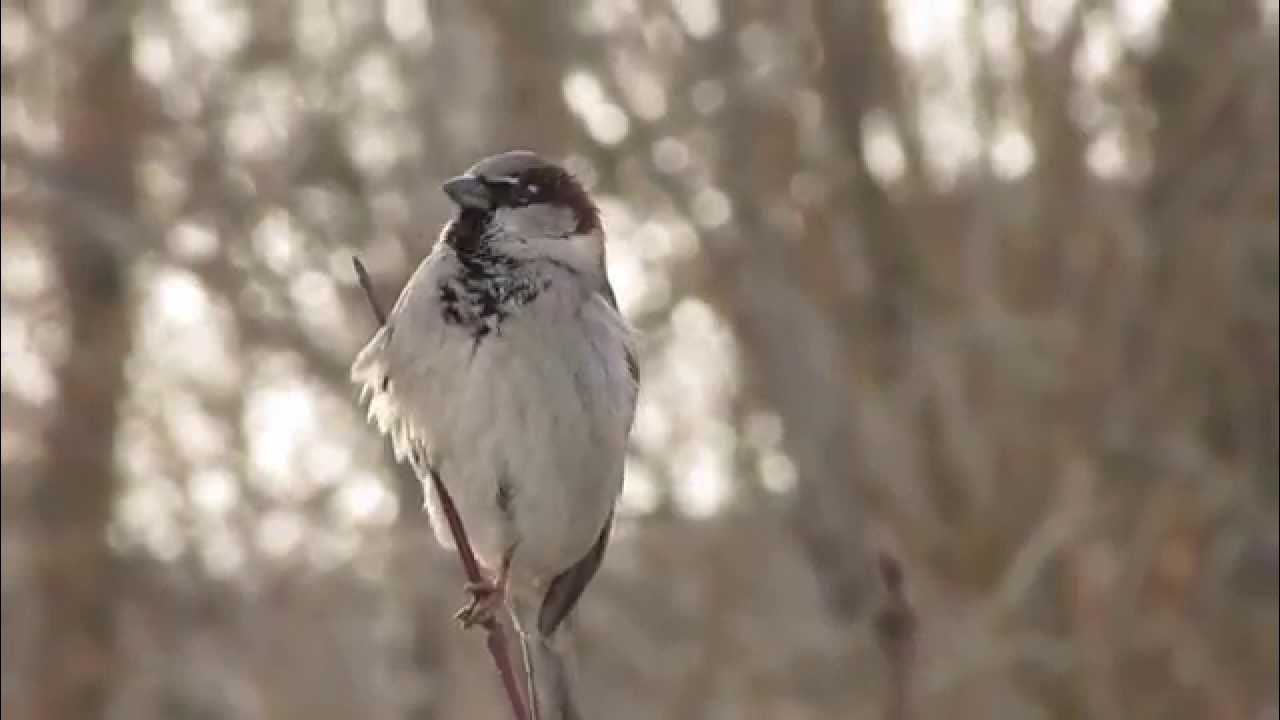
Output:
535,280,631,637
538,511,613,637
598,281,639,386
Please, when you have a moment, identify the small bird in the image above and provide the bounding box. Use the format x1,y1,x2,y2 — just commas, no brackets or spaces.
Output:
352,151,637,719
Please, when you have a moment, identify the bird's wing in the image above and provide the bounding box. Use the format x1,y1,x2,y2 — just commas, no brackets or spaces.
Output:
350,248,453,465
598,279,640,403
538,509,614,637
531,279,637,638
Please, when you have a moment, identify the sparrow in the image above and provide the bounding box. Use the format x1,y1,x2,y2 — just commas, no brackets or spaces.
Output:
352,151,638,719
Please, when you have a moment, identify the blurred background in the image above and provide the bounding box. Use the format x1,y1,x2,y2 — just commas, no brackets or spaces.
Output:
2,0,1277,718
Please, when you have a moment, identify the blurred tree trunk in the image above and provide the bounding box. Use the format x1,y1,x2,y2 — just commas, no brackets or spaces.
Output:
30,15,140,720
692,1,902,622
488,0,580,155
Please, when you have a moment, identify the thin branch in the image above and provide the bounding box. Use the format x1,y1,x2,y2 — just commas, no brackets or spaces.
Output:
352,257,389,326
353,256,531,720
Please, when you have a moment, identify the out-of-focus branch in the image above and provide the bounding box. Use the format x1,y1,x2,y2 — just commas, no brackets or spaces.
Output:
811,0,924,189
3,142,149,262
812,0,920,363
875,553,917,720
352,257,531,720
1014,0,1092,306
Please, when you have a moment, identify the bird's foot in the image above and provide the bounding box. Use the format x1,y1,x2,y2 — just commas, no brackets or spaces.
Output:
455,578,505,629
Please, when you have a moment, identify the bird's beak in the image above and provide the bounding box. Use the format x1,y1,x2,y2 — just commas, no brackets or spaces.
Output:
442,175,492,211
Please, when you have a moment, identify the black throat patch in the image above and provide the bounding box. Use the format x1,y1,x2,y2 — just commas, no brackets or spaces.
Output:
438,212,550,341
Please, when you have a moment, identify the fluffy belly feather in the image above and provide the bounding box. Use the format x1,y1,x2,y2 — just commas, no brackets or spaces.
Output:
420,306,626,587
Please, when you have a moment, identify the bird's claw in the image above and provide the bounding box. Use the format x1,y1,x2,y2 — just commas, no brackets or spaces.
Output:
455,579,503,629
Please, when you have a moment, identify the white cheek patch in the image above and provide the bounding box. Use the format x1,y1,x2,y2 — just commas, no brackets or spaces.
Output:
487,207,604,273
492,204,578,240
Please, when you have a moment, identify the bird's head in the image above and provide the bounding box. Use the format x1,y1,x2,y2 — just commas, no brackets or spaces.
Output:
442,151,604,275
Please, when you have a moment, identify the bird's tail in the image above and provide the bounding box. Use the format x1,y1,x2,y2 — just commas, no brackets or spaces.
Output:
520,630,582,720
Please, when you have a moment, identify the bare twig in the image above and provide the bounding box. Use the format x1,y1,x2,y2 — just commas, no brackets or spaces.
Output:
875,552,917,720
353,256,531,720
352,257,388,326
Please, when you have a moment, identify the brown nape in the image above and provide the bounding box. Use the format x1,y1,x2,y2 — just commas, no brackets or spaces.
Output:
524,166,600,234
